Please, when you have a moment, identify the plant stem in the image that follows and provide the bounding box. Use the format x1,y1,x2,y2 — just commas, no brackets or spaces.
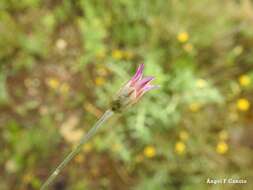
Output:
40,109,114,190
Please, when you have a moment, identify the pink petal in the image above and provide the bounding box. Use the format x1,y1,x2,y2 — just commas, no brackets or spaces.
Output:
135,76,154,91
136,85,158,98
130,64,144,85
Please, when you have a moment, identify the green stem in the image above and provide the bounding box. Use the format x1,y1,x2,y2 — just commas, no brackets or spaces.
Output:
40,109,114,190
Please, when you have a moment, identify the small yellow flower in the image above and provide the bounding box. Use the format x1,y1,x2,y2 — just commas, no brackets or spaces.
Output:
219,130,228,141
179,130,189,141
175,141,186,155
216,141,228,154
112,49,123,60
237,98,250,111
95,77,105,86
83,143,92,153
59,83,70,94
239,75,251,87
196,79,207,88
177,31,189,43
143,146,156,158
183,43,193,53
47,78,60,89
189,102,201,112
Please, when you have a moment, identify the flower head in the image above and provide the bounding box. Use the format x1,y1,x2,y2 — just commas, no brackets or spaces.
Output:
111,64,158,112
175,141,186,155
239,74,251,87
143,145,156,158
216,141,228,154
177,31,189,43
237,98,250,111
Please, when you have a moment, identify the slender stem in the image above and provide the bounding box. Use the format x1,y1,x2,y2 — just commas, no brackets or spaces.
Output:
40,109,114,190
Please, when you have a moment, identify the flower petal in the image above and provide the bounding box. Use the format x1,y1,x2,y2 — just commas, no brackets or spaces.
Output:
130,64,144,85
135,76,154,91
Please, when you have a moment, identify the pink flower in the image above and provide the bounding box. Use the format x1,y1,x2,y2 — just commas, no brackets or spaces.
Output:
111,64,158,112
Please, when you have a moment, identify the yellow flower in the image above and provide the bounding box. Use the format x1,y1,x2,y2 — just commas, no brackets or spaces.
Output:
179,130,189,141
183,43,193,53
59,83,70,94
95,77,105,86
143,146,156,158
216,141,228,154
112,49,123,60
237,98,250,111
189,102,201,112
196,79,207,88
239,75,251,87
175,141,186,155
47,78,60,89
219,130,228,141
177,32,189,43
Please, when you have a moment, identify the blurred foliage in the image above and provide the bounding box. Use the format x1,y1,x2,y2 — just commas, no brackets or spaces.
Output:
1,0,253,190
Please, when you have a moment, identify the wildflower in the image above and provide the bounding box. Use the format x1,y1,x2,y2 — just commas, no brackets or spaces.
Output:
56,38,67,50
95,77,105,86
143,146,156,158
219,130,228,141
177,31,189,43
183,43,193,53
189,102,201,112
175,141,186,155
239,75,251,87
47,78,60,89
237,98,250,111
196,79,207,88
112,49,123,60
216,141,228,154
179,130,189,141
111,64,158,112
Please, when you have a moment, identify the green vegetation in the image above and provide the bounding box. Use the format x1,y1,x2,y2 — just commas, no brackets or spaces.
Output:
1,0,253,189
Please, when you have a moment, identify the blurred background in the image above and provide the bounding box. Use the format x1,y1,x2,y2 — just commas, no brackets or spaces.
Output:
1,0,253,189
